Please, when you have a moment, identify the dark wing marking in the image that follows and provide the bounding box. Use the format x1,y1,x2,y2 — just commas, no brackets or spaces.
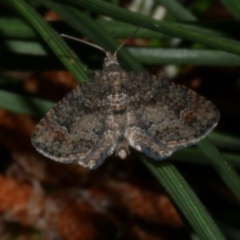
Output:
32,77,116,169
125,72,219,159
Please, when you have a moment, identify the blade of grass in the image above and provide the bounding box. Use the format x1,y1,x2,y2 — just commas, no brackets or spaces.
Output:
99,20,168,38
5,0,89,83
1,40,47,55
0,90,53,117
99,20,240,38
209,132,240,150
128,48,240,65
154,0,197,21
4,40,240,66
38,0,145,71
0,18,38,39
3,18,240,40
219,0,240,19
172,148,240,168
64,0,240,55
198,138,240,201
140,156,227,240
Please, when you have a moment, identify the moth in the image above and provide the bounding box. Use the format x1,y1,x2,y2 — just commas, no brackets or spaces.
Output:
32,38,220,169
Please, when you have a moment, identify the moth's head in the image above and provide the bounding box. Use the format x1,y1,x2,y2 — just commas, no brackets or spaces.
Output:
103,52,122,72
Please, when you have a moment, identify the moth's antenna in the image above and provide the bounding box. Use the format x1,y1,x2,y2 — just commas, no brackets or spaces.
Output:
60,34,110,56
113,22,159,56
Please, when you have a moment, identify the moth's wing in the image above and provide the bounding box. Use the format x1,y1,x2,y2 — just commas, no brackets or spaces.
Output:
125,72,220,159
32,77,116,169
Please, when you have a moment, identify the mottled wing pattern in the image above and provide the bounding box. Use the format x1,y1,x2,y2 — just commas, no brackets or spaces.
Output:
31,76,116,169
125,72,220,159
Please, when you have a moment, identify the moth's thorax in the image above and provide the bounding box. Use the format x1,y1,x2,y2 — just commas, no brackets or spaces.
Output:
108,73,128,112
107,80,128,112
103,54,121,72
107,92,128,112
103,54,128,112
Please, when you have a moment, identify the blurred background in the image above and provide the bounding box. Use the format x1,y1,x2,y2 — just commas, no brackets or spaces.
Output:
0,0,240,239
